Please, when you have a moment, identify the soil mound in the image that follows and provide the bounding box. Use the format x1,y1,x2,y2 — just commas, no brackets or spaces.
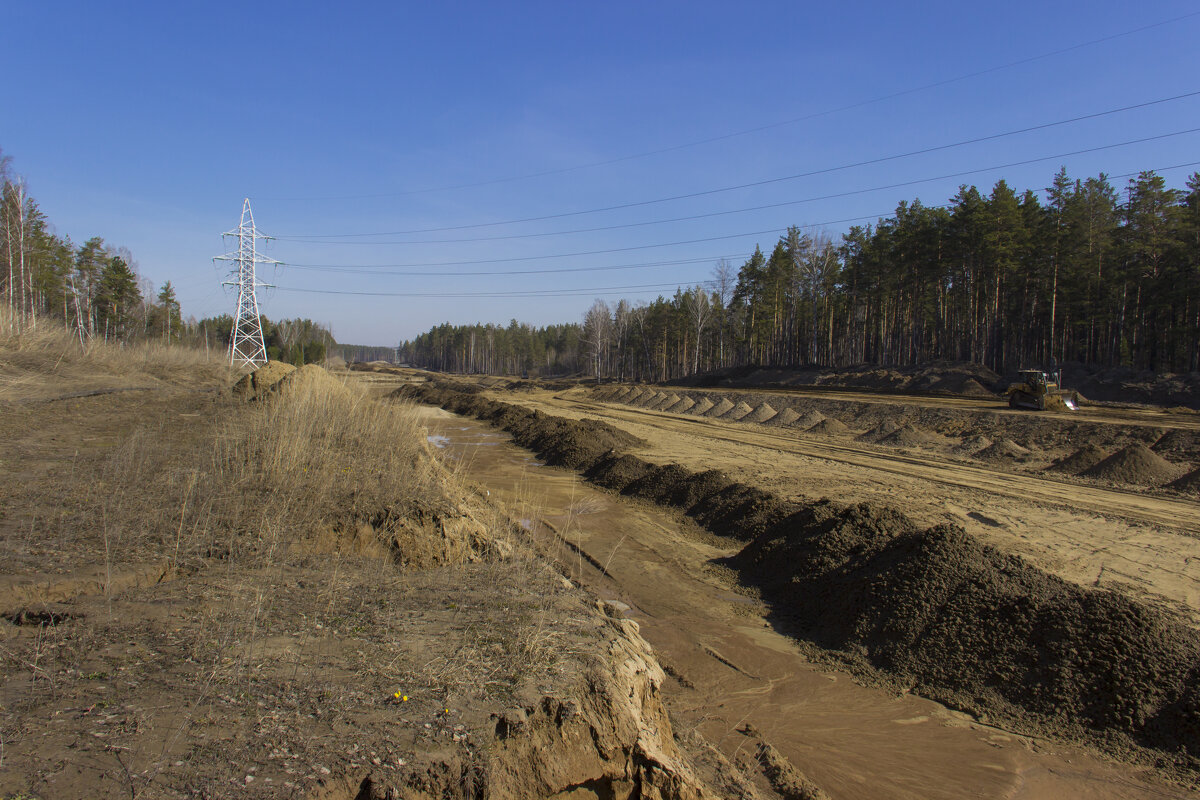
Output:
1168,468,1200,496
1047,444,1109,475
807,417,849,435
959,377,996,398
731,510,1200,756
857,420,900,442
586,454,655,491
726,401,755,421
664,396,696,414
623,388,650,405
598,386,630,402
231,361,296,399
703,398,735,418
635,391,665,408
1153,429,1200,461
955,435,993,455
652,393,682,411
689,397,715,415
274,363,354,403
764,408,802,427
977,439,1032,462
744,403,778,424
1081,443,1186,486
790,410,827,430
397,380,1200,759
878,424,945,448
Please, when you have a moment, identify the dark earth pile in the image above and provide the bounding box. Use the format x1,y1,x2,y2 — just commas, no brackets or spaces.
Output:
764,408,802,427
1047,444,1110,474
703,398,735,418
393,380,1200,765
726,401,756,421
744,403,778,423
1169,468,1200,496
790,410,827,430
1082,443,1187,486
665,396,696,414
976,439,1033,462
878,423,946,448
806,417,850,435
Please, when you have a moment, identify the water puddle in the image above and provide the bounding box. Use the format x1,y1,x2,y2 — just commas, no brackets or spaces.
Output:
414,405,1186,800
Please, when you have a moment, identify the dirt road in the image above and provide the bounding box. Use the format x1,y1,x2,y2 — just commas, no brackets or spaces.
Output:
419,405,1194,799
495,387,1200,626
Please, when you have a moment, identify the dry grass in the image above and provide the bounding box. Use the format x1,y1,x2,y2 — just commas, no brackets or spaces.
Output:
0,307,233,401
1,342,600,797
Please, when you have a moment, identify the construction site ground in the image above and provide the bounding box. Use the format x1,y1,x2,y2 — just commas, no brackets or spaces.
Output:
379,368,1200,799
490,383,1200,625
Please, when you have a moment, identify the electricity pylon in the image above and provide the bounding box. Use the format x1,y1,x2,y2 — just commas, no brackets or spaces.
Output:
214,198,277,368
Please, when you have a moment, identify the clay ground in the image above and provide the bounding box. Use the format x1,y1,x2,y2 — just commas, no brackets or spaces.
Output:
414,404,1198,800
486,384,1200,627
0,355,716,800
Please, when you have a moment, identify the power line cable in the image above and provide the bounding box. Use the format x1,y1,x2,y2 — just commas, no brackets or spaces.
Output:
273,280,715,298
283,252,753,277
273,158,1200,298
277,130,1200,269
275,89,1200,239
261,10,1200,202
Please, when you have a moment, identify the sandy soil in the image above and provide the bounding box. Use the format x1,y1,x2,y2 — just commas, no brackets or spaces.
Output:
417,405,1195,799
0,363,711,799
506,386,1200,627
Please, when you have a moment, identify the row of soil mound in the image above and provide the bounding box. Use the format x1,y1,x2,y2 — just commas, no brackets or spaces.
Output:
666,361,1003,398
395,380,1200,767
1048,442,1194,487
601,384,1200,485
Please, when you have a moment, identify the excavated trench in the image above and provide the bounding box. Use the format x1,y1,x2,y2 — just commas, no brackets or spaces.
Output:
392,381,1200,778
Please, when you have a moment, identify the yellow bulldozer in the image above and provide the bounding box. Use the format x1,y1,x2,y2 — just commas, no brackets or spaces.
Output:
1007,369,1078,411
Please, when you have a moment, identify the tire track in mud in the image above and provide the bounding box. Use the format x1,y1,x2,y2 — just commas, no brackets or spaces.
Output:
552,396,1200,533
392,380,1200,777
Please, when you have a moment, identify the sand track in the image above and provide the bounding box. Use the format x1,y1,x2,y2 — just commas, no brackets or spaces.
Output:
395,380,1200,791
554,396,1199,532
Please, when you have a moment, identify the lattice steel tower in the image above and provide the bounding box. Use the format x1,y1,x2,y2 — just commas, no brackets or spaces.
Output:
214,198,277,368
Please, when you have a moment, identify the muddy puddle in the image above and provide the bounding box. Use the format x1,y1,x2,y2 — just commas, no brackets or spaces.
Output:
416,406,1191,800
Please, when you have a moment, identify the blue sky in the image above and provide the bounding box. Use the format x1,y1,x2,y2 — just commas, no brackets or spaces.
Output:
3,1,1198,346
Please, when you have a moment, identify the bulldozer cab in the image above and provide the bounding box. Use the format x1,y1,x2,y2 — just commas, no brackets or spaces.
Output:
1017,370,1048,390
1009,369,1076,411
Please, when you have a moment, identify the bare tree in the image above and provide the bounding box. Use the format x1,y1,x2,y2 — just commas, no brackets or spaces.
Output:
796,230,838,364
581,299,612,379
683,285,713,375
712,258,735,367
612,299,632,381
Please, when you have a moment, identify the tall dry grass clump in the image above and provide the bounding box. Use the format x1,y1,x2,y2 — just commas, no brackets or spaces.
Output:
217,364,448,551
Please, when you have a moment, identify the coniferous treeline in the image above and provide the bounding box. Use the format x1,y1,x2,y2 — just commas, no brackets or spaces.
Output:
402,168,1200,379
2,150,188,343
1,148,342,362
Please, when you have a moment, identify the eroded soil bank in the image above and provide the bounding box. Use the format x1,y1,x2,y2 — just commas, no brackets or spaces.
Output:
416,404,1194,799
393,380,1200,787
0,362,713,800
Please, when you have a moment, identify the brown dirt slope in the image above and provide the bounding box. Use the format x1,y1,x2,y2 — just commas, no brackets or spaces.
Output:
1048,444,1110,474
395,380,1200,769
0,360,712,800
